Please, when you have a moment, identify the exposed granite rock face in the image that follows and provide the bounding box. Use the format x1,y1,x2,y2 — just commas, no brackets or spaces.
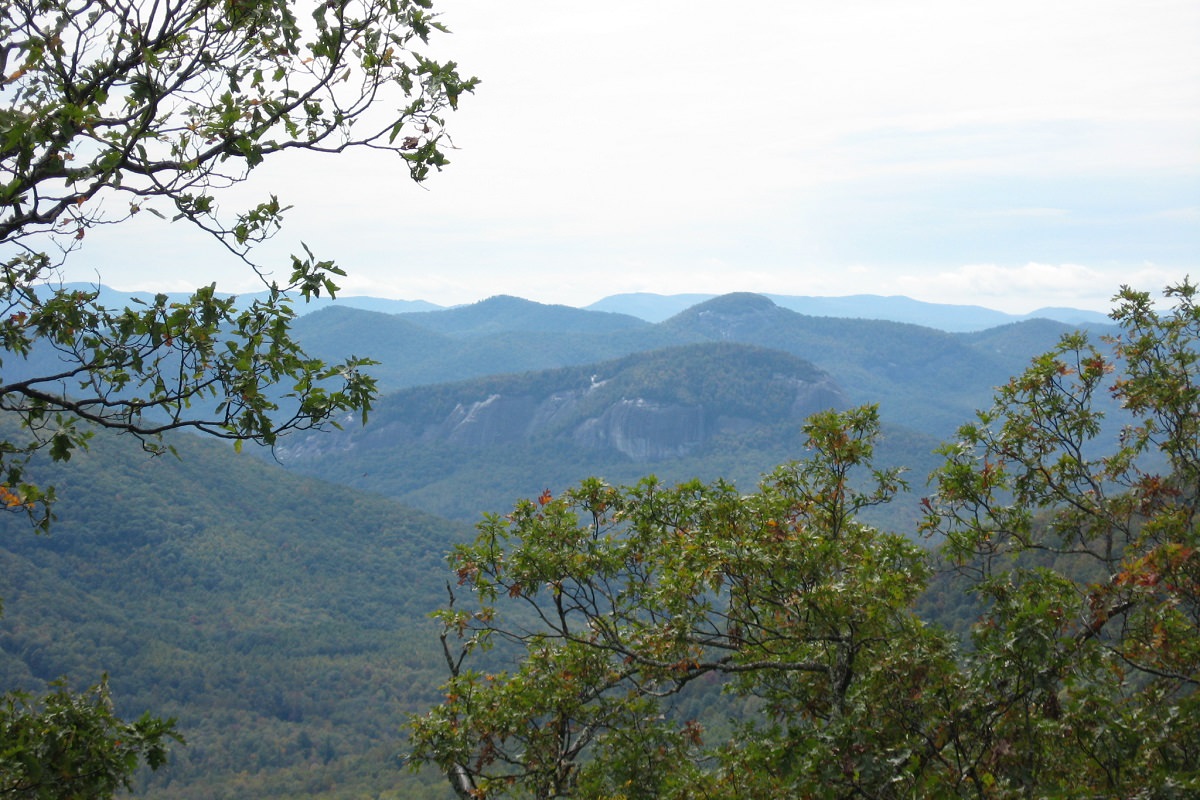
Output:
782,376,846,419
432,390,711,460
573,399,707,460
441,394,536,446
421,375,846,462
279,343,851,464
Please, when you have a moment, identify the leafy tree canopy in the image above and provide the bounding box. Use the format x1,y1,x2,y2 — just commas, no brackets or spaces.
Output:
0,677,180,799
1,0,477,525
410,282,1200,799
1,0,474,794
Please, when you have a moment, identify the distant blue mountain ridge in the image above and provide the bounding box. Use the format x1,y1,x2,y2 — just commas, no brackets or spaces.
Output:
44,284,1110,333
586,292,1112,331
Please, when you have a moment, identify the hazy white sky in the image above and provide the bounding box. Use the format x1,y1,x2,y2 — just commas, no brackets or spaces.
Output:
75,0,1199,312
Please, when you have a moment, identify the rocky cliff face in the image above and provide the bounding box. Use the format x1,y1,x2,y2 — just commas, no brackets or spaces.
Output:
371,384,712,460
409,379,845,461
280,343,849,464
427,389,711,459
572,398,706,460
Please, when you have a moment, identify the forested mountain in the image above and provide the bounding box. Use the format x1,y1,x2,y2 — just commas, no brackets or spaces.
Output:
290,303,692,392
587,290,1112,329
392,294,650,336
276,342,943,524
30,289,1111,425
47,283,1110,332
0,429,469,799
291,292,1116,438
285,342,843,458
660,292,1093,436
272,296,1124,523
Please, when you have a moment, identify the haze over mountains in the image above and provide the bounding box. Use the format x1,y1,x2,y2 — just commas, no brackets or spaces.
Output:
2,285,1127,798
586,292,1112,329
291,291,1117,430
278,291,1121,522
62,283,1112,332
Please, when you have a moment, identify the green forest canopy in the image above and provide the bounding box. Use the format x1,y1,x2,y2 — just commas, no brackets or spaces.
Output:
409,282,1200,799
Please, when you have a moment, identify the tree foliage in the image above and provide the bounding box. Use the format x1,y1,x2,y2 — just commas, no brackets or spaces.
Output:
410,282,1200,799
409,406,950,798
1,0,477,525
1,0,474,793
922,281,1200,795
0,677,180,799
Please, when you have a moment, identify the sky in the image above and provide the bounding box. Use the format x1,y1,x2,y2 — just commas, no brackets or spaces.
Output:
71,0,1199,313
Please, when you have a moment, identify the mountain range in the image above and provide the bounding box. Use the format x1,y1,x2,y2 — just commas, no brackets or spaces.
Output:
586,291,1112,329
1,286,1128,798
292,291,1117,434
276,291,1121,524
48,283,1111,332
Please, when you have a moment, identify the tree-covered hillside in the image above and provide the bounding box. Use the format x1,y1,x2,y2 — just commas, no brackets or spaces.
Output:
278,309,1118,527
275,343,942,525
0,428,470,799
291,304,694,393
309,342,837,441
661,293,1118,437
393,295,651,337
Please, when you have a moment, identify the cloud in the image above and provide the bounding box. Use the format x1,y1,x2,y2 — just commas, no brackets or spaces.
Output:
48,0,1199,314
931,263,1106,294
1151,207,1200,221
892,262,1192,312
968,208,1070,220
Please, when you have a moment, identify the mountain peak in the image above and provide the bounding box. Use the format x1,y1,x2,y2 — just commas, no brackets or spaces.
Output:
694,292,779,314
398,294,650,336
477,294,540,307
662,293,786,338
